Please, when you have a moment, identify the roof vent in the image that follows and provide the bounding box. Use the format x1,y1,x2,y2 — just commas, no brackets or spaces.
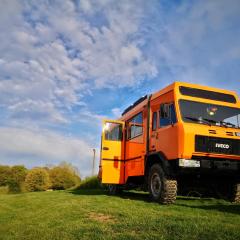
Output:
122,95,148,116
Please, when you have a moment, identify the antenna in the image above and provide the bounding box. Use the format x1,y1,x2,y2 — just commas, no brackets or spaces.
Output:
92,148,96,176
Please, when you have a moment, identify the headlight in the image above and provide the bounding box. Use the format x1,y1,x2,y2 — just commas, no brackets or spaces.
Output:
235,132,240,137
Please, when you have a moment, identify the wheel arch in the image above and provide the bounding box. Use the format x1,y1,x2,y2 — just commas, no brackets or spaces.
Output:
145,152,172,179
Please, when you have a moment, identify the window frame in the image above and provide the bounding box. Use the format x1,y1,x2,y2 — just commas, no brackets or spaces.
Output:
127,111,143,140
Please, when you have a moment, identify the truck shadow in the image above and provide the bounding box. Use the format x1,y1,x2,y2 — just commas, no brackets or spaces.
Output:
176,203,240,215
118,192,240,215
117,190,151,202
70,189,240,215
70,189,107,195
70,189,150,202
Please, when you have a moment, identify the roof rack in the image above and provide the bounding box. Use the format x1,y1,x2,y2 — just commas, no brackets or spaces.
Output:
122,95,148,116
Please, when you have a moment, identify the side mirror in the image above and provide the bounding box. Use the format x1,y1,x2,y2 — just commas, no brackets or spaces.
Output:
160,104,174,126
160,104,170,119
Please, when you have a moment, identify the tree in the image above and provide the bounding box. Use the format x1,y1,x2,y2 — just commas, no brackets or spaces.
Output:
0,165,27,193
25,168,50,192
0,165,11,186
49,162,81,190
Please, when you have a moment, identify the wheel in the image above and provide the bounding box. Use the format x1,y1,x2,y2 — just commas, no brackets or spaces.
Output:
148,164,177,204
231,183,240,203
107,184,121,195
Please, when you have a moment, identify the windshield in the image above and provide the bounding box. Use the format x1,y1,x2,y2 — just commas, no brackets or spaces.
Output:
179,100,240,129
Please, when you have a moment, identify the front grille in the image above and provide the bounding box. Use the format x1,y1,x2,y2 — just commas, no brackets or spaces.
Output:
195,135,240,156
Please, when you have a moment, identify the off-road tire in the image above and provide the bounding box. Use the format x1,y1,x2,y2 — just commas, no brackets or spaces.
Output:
148,164,177,204
231,183,240,203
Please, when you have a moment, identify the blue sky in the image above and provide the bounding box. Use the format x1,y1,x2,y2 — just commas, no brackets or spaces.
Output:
0,0,240,177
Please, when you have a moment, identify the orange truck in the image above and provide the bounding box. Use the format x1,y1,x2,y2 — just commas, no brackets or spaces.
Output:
98,82,240,204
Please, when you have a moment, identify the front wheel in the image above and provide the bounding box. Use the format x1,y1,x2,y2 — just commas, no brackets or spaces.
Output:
231,183,240,203
148,164,177,204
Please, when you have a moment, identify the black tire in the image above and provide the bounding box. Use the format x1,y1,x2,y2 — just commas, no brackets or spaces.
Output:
107,184,121,195
148,164,177,204
231,183,240,203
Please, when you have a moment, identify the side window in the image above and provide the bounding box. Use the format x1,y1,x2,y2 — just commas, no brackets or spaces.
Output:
170,104,177,124
159,103,177,127
127,112,143,139
104,122,123,141
152,112,157,131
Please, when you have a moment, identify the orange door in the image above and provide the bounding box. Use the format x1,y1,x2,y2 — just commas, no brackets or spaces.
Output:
100,120,125,184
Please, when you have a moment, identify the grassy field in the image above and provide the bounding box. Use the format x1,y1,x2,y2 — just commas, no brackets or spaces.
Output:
0,189,240,240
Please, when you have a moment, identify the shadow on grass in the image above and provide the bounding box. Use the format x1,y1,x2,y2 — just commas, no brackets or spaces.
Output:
117,190,150,202
69,189,106,195
70,189,150,202
70,189,240,215
176,202,240,215
177,196,213,201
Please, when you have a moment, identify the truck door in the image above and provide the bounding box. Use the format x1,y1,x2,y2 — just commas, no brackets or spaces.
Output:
100,120,125,184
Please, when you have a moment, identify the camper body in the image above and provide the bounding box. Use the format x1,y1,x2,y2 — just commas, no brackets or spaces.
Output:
99,82,240,203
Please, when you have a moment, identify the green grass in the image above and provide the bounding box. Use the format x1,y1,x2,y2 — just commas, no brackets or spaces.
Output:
0,189,239,240
0,186,8,194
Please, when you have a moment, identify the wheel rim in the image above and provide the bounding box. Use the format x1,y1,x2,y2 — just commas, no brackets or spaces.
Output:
151,173,161,198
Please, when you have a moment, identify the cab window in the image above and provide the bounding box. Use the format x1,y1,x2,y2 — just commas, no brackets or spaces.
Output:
104,122,123,141
152,112,157,130
127,112,143,139
159,103,177,127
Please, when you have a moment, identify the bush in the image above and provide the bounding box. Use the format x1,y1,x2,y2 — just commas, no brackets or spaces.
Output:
25,168,50,192
8,165,27,193
49,163,81,190
77,176,101,190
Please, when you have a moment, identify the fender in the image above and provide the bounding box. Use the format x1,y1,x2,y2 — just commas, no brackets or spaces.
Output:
145,151,176,177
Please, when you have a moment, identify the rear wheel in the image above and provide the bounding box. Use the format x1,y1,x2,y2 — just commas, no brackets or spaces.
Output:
107,184,121,195
148,164,177,204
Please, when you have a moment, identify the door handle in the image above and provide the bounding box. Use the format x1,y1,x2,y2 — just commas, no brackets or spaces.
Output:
103,147,109,151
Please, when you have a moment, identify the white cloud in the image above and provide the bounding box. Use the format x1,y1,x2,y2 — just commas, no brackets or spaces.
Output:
0,127,95,177
146,0,240,86
8,99,68,124
111,108,122,119
0,0,157,125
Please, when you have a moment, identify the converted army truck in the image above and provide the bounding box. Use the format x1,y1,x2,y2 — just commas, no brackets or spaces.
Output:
98,82,240,204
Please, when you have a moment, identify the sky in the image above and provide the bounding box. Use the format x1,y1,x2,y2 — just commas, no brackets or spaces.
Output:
0,0,240,177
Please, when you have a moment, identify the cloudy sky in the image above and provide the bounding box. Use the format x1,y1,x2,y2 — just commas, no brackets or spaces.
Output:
0,0,240,177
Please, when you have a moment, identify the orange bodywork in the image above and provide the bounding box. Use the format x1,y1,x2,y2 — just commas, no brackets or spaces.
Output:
99,82,240,185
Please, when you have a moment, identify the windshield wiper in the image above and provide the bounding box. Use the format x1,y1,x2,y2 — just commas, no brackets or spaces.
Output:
203,118,239,129
203,118,217,125
185,117,211,126
219,121,239,129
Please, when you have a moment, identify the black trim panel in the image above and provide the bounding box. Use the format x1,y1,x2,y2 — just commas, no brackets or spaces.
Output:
195,135,240,156
102,156,142,162
180,86,236,103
